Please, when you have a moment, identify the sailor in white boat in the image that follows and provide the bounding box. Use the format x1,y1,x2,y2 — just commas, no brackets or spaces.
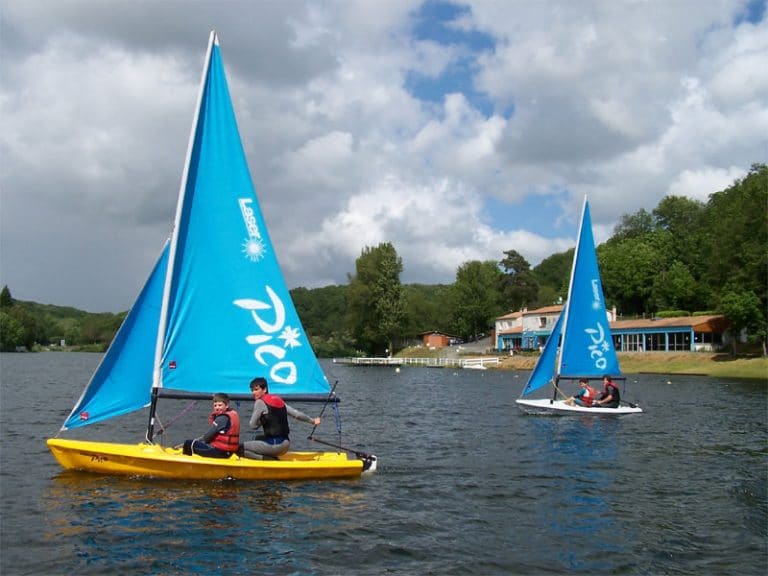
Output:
566,378,597,407
593,375,621,408
182,393,241,457
238,377,321,460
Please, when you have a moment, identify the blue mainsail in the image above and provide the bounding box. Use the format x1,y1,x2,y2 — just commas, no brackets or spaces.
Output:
520,196,621,397
62,242,169,430
60,31,330,432
557,198,621,379
156,32,329,397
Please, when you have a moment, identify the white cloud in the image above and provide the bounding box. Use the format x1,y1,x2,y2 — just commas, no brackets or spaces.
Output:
0,0,765,311
668,166,748,200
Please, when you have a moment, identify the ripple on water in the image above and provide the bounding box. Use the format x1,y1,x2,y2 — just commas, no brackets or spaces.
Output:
1,356,766,575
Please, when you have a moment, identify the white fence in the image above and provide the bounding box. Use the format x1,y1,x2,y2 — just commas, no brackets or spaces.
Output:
333,357,501,369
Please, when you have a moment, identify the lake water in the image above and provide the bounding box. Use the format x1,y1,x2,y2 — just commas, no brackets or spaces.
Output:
1,352,765,575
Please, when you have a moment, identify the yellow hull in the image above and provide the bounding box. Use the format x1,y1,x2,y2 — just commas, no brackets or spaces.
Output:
47,438,370,481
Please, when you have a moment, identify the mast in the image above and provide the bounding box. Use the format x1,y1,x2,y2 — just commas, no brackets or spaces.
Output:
552,195,588,397
146,31,218,442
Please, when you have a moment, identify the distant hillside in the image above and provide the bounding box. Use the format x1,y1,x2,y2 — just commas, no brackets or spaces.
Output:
0,289,125,351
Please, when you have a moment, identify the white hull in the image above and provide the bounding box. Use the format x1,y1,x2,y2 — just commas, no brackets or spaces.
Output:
516,398,643,415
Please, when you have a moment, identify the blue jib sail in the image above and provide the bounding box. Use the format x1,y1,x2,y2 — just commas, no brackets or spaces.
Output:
521,311,562,396
62,242,169,430
557,198,621,379
157,33,330,398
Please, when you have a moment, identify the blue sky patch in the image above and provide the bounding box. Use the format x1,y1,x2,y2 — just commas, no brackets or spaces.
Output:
406,0,496,117
483,191,577,243
734,0,766,24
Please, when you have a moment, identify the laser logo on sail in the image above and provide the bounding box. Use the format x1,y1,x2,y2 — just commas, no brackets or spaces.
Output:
591,279,602,310
238,198,266,262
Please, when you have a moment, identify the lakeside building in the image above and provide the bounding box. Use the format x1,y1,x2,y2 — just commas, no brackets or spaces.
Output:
495,306,729,353
418,331,462,348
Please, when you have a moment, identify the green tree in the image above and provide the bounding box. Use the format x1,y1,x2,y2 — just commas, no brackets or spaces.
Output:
599,238,659,315
346,242,405,355
652,195,706,278
0,311,24,350
402,284,453,339
292,285,348,338
650,260,698,312
0,305,47,350
499,249,539,310
292,285,357,357
613,208,654,239
80,313,123,345
449,260,503,340
702,164,768,312
0,286,13,308
533,249,573,305
718,288,765,355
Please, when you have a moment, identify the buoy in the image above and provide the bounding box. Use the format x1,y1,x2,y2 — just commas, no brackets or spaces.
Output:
395,367,400,373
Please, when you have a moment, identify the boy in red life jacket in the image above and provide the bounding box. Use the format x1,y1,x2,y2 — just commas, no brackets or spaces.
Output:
238,377,320,460
566,378,596,406
182,393,240,458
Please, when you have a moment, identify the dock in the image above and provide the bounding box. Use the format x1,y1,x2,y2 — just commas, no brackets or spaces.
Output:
333,356,500,369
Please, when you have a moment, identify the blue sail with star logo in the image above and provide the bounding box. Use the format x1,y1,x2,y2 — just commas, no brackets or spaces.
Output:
156,34,329,397
556,197,621,379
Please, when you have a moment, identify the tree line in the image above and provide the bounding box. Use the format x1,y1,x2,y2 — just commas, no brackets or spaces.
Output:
1,163,765,356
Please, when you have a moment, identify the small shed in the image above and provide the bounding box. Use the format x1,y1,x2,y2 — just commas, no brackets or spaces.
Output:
419,331,457,348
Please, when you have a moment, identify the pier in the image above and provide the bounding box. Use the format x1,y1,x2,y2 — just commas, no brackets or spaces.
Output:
333,356,501,369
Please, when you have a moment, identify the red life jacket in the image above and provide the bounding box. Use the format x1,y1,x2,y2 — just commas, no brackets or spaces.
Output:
208,408,240,452
582,386,596,406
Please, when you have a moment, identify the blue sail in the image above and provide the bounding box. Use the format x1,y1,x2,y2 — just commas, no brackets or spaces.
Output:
157,33,329,398
61,242,169,430
521,311,562,396
557,198,621,379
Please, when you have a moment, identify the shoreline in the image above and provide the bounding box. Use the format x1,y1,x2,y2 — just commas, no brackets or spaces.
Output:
12,348,768,381
492,351,767,380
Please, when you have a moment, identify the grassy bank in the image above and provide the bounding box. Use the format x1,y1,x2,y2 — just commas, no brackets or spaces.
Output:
397,347,767,380
497,351,767,380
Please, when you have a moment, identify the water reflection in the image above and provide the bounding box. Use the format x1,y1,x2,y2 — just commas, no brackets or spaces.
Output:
522,416,632,572
43,472,369,575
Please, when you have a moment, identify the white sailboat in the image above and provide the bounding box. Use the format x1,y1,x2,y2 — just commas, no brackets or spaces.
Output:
516,197,643,415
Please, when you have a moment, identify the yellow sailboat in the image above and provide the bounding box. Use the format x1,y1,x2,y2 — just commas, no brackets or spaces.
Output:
47,31,376,480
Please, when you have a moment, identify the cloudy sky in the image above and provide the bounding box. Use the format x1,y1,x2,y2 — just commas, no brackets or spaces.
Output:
1,0,766,312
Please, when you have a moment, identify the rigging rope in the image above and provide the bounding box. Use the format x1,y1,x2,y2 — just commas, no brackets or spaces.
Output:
155,400,198,440
333,400,342,447
309,380,338,439
552,380,568,400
